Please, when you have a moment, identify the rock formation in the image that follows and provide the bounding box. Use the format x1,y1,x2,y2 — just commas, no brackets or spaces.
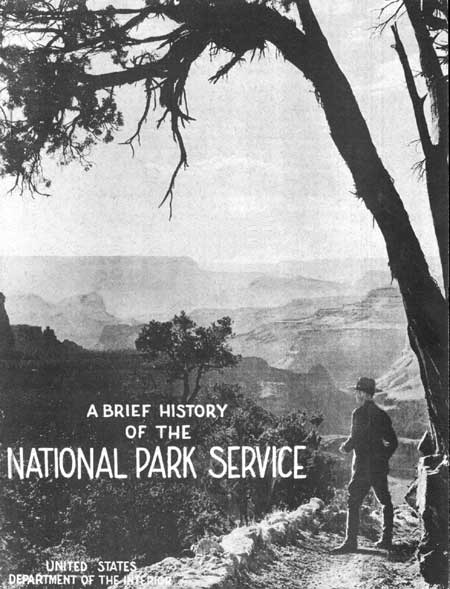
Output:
11,324,82,359
0,292,15,356
7,291,121,349
233,286,407,388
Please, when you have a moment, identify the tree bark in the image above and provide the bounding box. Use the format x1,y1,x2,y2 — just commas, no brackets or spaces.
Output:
391,24,432,153
423,145,449,298
403,0,448,146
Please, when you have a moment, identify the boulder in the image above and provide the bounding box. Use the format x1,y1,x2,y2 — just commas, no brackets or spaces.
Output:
220,527,257,566
416,456,448,586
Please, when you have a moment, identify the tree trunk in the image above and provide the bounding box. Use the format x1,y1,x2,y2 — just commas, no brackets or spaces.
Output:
260,4,448,582
391,9,449,298
424,146,449,298
182,371,190,403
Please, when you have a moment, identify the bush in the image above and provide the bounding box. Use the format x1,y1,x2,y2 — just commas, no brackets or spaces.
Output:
0,359,337,573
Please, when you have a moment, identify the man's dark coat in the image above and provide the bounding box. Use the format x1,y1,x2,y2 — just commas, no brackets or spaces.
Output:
342,400,398,474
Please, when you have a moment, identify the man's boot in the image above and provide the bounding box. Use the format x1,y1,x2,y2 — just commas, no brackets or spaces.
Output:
331,505,359,554
374,502,393,550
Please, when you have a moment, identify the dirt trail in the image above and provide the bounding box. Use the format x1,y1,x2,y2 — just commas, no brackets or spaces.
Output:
240,528,427,589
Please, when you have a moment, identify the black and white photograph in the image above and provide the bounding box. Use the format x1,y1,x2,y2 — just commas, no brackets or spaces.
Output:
0,1,448,588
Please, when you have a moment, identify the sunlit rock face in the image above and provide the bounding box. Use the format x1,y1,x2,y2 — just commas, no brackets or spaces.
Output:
6,291,121,349
233,287,406,388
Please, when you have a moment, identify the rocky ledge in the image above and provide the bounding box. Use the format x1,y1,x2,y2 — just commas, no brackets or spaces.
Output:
110,498,325,589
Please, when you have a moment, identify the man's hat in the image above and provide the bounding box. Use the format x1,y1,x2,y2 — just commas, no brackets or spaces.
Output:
353,377,381,395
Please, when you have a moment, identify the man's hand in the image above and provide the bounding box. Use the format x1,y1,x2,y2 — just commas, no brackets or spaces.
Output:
382,439,390,448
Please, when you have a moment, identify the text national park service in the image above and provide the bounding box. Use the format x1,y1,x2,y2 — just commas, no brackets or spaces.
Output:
6,445,307,480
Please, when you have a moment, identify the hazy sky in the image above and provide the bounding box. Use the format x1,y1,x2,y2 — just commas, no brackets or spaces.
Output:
0,1,440,268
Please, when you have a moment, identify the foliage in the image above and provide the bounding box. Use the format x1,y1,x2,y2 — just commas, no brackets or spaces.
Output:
0,0,274,200
135,311,240,402
1,0,445,208
0,356,336,574
194,384,334,522
262,412,336,510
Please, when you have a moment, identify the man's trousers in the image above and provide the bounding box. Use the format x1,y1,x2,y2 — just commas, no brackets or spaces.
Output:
345,469,394,545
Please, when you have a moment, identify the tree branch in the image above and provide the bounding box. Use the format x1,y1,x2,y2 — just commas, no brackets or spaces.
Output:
118,3,163,35
391,23,432,153
398,1,449,298
187,365,204,403
209,53,246,84
295,0,324,37
121,79,156,154
375,0,407,34
81,62,165,91
403,0,448,148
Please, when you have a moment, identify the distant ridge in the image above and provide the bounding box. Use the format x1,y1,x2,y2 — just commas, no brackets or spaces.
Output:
232,287,407,388
0,255,349,320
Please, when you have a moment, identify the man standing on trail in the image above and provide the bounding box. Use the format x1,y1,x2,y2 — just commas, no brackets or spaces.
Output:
332,377,398,554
